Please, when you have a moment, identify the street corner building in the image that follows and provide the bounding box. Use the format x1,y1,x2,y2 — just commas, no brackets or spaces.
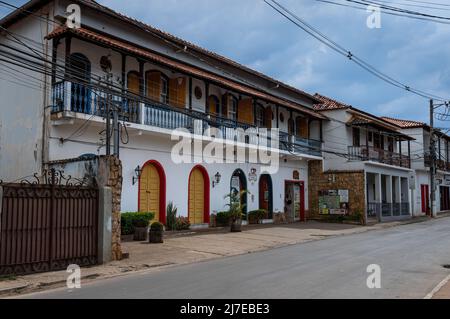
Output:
0,0,326,235
0,0,446,274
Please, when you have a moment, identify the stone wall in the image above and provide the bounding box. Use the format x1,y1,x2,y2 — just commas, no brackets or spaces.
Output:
308,160,366,224
98,156,123,261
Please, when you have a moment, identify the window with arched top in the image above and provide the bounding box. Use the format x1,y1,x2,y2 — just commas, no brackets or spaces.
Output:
68,53,91,113
145,70,169,104
207,95,220,115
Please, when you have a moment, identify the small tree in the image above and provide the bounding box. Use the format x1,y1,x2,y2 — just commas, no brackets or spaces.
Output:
166,202,178,231
224,190,248,232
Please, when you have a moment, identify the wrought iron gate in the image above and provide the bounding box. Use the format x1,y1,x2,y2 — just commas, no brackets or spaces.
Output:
0,169,98,275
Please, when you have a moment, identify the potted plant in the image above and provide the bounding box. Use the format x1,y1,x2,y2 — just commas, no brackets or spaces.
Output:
122,212,154,241
225,190,247,232
149,221,165,243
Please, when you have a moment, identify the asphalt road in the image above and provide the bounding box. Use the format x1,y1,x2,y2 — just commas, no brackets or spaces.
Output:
23,217,450,299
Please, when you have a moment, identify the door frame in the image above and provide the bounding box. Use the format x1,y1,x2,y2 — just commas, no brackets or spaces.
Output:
259,174,273,219
188,165,211,224
421,184,429,215
284,180,306,222
138,160,167,224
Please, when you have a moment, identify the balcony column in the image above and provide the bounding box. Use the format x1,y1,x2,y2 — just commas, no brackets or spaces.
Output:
375,173,382,221
396,176,402,214
398,138,403,167
386,175,393,216
276,105,279,128
319,120,323,142
139,59,145,125
408,140,411,168
189,77,193,111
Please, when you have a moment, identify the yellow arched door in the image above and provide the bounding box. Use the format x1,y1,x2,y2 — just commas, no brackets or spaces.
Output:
139,164,160,221
189,168,205,225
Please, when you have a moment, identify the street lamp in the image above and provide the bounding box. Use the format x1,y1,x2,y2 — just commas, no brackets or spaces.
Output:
212,172,221,188
132,165,142,185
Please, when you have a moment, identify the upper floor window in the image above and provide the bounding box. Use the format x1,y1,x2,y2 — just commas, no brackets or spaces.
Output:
352,127,360,147
228,96,238,121
207,95,220,115
146,70,169,104
255,104,265,127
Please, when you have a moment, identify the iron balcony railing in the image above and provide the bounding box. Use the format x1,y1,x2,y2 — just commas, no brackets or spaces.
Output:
348,145,411,168
51,80,322,157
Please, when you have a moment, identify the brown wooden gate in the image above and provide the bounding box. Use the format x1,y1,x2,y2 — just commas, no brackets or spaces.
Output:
0,170,98,275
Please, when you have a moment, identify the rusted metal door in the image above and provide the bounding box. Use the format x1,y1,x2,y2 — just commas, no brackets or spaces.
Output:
0,170,98,275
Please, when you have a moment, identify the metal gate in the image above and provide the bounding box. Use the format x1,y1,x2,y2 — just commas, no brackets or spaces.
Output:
0,170,98,275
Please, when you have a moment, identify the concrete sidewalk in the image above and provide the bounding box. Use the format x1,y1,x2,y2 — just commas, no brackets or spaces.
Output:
0,216,437,297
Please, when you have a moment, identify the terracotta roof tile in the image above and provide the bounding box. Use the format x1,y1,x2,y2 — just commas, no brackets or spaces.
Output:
313,93,351,111
47,26,326,120
381,117,427,129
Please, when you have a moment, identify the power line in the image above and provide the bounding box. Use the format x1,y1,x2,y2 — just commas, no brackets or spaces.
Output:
265,0,448,101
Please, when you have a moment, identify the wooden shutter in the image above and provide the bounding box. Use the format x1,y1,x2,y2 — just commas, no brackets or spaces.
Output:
146,71,161,102
127,72,140,95
297,117,309,139
238,98,254,125
169,77,186,108
208,96,217,115
264,107,272,129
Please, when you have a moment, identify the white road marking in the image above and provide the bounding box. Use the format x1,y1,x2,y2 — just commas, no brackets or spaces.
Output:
424,274,450,299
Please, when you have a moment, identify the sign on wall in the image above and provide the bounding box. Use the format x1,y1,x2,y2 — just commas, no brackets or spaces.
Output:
318,189,349,215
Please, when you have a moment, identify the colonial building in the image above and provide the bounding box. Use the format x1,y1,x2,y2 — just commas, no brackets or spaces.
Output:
309,94,414,224
382,117,450,216
0,0,326,226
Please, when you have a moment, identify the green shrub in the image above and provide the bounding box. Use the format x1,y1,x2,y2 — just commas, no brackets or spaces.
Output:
150,221,164,232
166,202,178,231
215,211,231,227
121,212,154,235
175,216,190,230
248,209,267,219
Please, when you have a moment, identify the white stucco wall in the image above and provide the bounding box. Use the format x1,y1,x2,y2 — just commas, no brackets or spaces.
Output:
0,7,53,181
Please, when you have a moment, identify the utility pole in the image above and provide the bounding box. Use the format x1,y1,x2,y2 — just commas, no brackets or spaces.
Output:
430,99,436,217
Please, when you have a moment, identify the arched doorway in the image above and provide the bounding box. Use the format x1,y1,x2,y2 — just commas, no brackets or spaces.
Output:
259,174,273,219
138,160,166,224
230,169,248,218
68,53,91,113
188,165,210,225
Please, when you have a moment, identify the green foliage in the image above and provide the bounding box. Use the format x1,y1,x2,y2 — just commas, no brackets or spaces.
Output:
224,190,248,221
215,211,232,227
150,221,164,232
121,212,154,235
248,209,267,223
175,216,191,230
166,202,178,231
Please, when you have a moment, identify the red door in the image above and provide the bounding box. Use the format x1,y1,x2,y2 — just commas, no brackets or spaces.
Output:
421,184,430,215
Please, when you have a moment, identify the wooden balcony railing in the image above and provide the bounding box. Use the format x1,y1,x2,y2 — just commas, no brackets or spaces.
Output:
348,145,410,168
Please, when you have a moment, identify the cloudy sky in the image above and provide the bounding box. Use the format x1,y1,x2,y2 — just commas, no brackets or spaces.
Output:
2,0,450,127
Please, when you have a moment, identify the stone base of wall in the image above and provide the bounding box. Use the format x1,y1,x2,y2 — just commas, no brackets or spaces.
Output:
98,156,123,261
308,160,366,225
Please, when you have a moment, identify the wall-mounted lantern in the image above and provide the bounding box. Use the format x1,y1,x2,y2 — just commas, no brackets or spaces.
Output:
212,172,221,188
132,165,142,185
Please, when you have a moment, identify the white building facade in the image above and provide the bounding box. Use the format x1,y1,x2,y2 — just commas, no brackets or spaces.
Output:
314,94,414,223
382,117,450,216
0,0,326,225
